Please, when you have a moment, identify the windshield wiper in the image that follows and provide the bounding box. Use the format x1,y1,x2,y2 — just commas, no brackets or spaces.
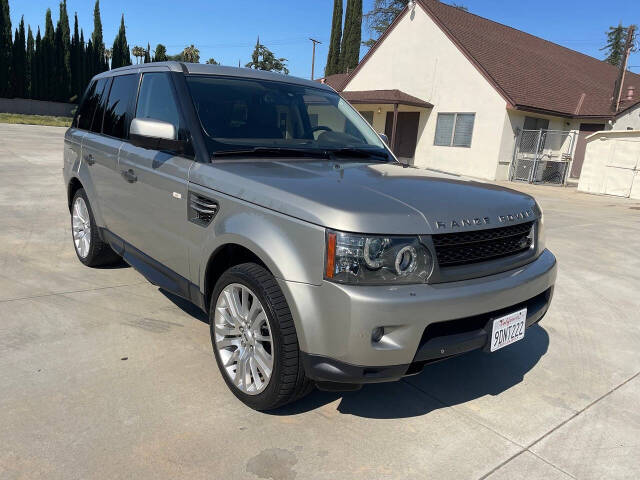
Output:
213,147,330,159
327,147,391,161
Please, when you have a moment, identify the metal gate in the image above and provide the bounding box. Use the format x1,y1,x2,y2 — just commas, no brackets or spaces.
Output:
511,129,576,185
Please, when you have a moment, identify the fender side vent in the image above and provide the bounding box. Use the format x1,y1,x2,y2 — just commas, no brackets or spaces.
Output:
188,192,218,226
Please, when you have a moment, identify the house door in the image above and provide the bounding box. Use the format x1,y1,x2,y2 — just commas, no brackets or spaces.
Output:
570,123,605,179
385,111,420,159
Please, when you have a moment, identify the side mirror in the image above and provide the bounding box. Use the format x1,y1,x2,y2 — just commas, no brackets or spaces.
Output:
130,118,184,153
379,132,389,145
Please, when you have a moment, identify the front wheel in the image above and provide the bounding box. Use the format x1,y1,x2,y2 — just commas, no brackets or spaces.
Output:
210,263,313,410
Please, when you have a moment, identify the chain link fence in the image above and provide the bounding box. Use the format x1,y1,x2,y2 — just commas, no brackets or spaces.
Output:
510,129,576,185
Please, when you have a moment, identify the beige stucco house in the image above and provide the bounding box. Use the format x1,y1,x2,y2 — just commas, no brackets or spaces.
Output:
320,0,640,183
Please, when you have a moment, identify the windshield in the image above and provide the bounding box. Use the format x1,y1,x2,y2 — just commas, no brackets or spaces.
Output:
186,75,387,157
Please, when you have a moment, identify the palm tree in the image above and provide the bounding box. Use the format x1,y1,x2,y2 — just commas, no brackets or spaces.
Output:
182,44,200,63
104,48,112,69
131,45,145,64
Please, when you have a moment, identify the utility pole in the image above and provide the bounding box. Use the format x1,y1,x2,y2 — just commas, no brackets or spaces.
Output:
309,38,322,80
614,25,636,112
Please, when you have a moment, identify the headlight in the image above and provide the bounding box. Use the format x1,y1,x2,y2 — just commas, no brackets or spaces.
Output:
325,230,433,284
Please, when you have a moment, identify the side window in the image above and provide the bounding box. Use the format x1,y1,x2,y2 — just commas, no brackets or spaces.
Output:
135,73,181,132
90,78,111,134
76,81,98,130
434,112,475,148
102,74,138,139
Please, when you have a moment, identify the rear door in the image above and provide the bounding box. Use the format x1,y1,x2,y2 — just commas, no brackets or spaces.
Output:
117,71,194,278
80,76,125,230
95,73,140,238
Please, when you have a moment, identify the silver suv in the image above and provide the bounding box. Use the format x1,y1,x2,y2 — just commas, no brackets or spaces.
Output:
63,62,557,410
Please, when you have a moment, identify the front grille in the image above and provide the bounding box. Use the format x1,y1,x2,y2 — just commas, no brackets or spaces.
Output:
433,221,534,267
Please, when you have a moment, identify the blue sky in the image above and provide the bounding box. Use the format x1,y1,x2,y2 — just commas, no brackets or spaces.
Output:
8,0,640,78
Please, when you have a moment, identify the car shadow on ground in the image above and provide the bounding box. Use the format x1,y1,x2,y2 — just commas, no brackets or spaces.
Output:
270,325,549,419
159,286,549,419
159,289,209,324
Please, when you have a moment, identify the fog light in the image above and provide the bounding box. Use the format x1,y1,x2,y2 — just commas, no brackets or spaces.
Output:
371,327,384,343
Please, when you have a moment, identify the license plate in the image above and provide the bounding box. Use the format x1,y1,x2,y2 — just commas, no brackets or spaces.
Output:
489,308,527,352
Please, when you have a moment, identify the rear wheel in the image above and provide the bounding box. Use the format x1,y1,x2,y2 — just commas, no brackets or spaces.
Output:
71,188,120,267
210,263,314,410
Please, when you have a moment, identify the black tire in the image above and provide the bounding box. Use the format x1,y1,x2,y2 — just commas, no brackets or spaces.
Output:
210,263,314,410
70,188,120,267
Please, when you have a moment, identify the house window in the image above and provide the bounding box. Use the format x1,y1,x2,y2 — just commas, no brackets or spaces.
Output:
523,116,549,131
359,110,374,125
434,113,475,147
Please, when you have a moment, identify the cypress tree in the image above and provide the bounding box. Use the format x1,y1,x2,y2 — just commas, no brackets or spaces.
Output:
26,26,34,98
91,0,106,73
144,42,151,63
55,0,71,101
43,9,55,100
10,17,26,98
325,0,343,76
111,15,131,69
340,0,362,73
70,13,80,101
85,39,94,87
0,0,11,97
34,27,42,99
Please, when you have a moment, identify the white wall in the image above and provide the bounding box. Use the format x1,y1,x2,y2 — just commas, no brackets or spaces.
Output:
578,130,640,199
344,4,508,179
612,104,640,131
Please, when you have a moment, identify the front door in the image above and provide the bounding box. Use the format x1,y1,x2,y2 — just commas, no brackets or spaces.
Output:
117,72,193,279
385,111,420,160
570,123,605,179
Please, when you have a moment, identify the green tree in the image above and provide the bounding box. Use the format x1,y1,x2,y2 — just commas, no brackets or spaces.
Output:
182,44,200,63
11,17,26,98
362,0,407,48
153,43,167,62
54,0,72,101
206,58,219,65
70,12,82,100
42,8,55,100
26,25,34,98
111,14,131,69
33,27,42,99
601,23,637,67
0,0,11,97
340,0,362,73
246,37,289,74
325,0,343,76
91,0,106,74
144,42,151,63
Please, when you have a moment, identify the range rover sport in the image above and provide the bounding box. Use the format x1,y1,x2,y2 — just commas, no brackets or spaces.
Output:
63,62,557,410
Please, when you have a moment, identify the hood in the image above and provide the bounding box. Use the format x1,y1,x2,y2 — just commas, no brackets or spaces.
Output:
189,160,537,234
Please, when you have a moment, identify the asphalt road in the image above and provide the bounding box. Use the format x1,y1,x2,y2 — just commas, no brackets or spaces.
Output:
1,123,639,480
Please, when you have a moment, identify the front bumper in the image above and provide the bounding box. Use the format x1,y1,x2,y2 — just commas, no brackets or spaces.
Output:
279,249,557,383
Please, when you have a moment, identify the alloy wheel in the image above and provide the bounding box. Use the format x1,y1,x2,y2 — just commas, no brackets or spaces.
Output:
72,197,91,258
213,283,274,395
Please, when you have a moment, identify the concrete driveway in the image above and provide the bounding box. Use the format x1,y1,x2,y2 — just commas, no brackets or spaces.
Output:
1,123,639,480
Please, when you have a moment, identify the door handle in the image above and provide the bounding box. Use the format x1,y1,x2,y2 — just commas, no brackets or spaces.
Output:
121,168,138,183
84,154,95,165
